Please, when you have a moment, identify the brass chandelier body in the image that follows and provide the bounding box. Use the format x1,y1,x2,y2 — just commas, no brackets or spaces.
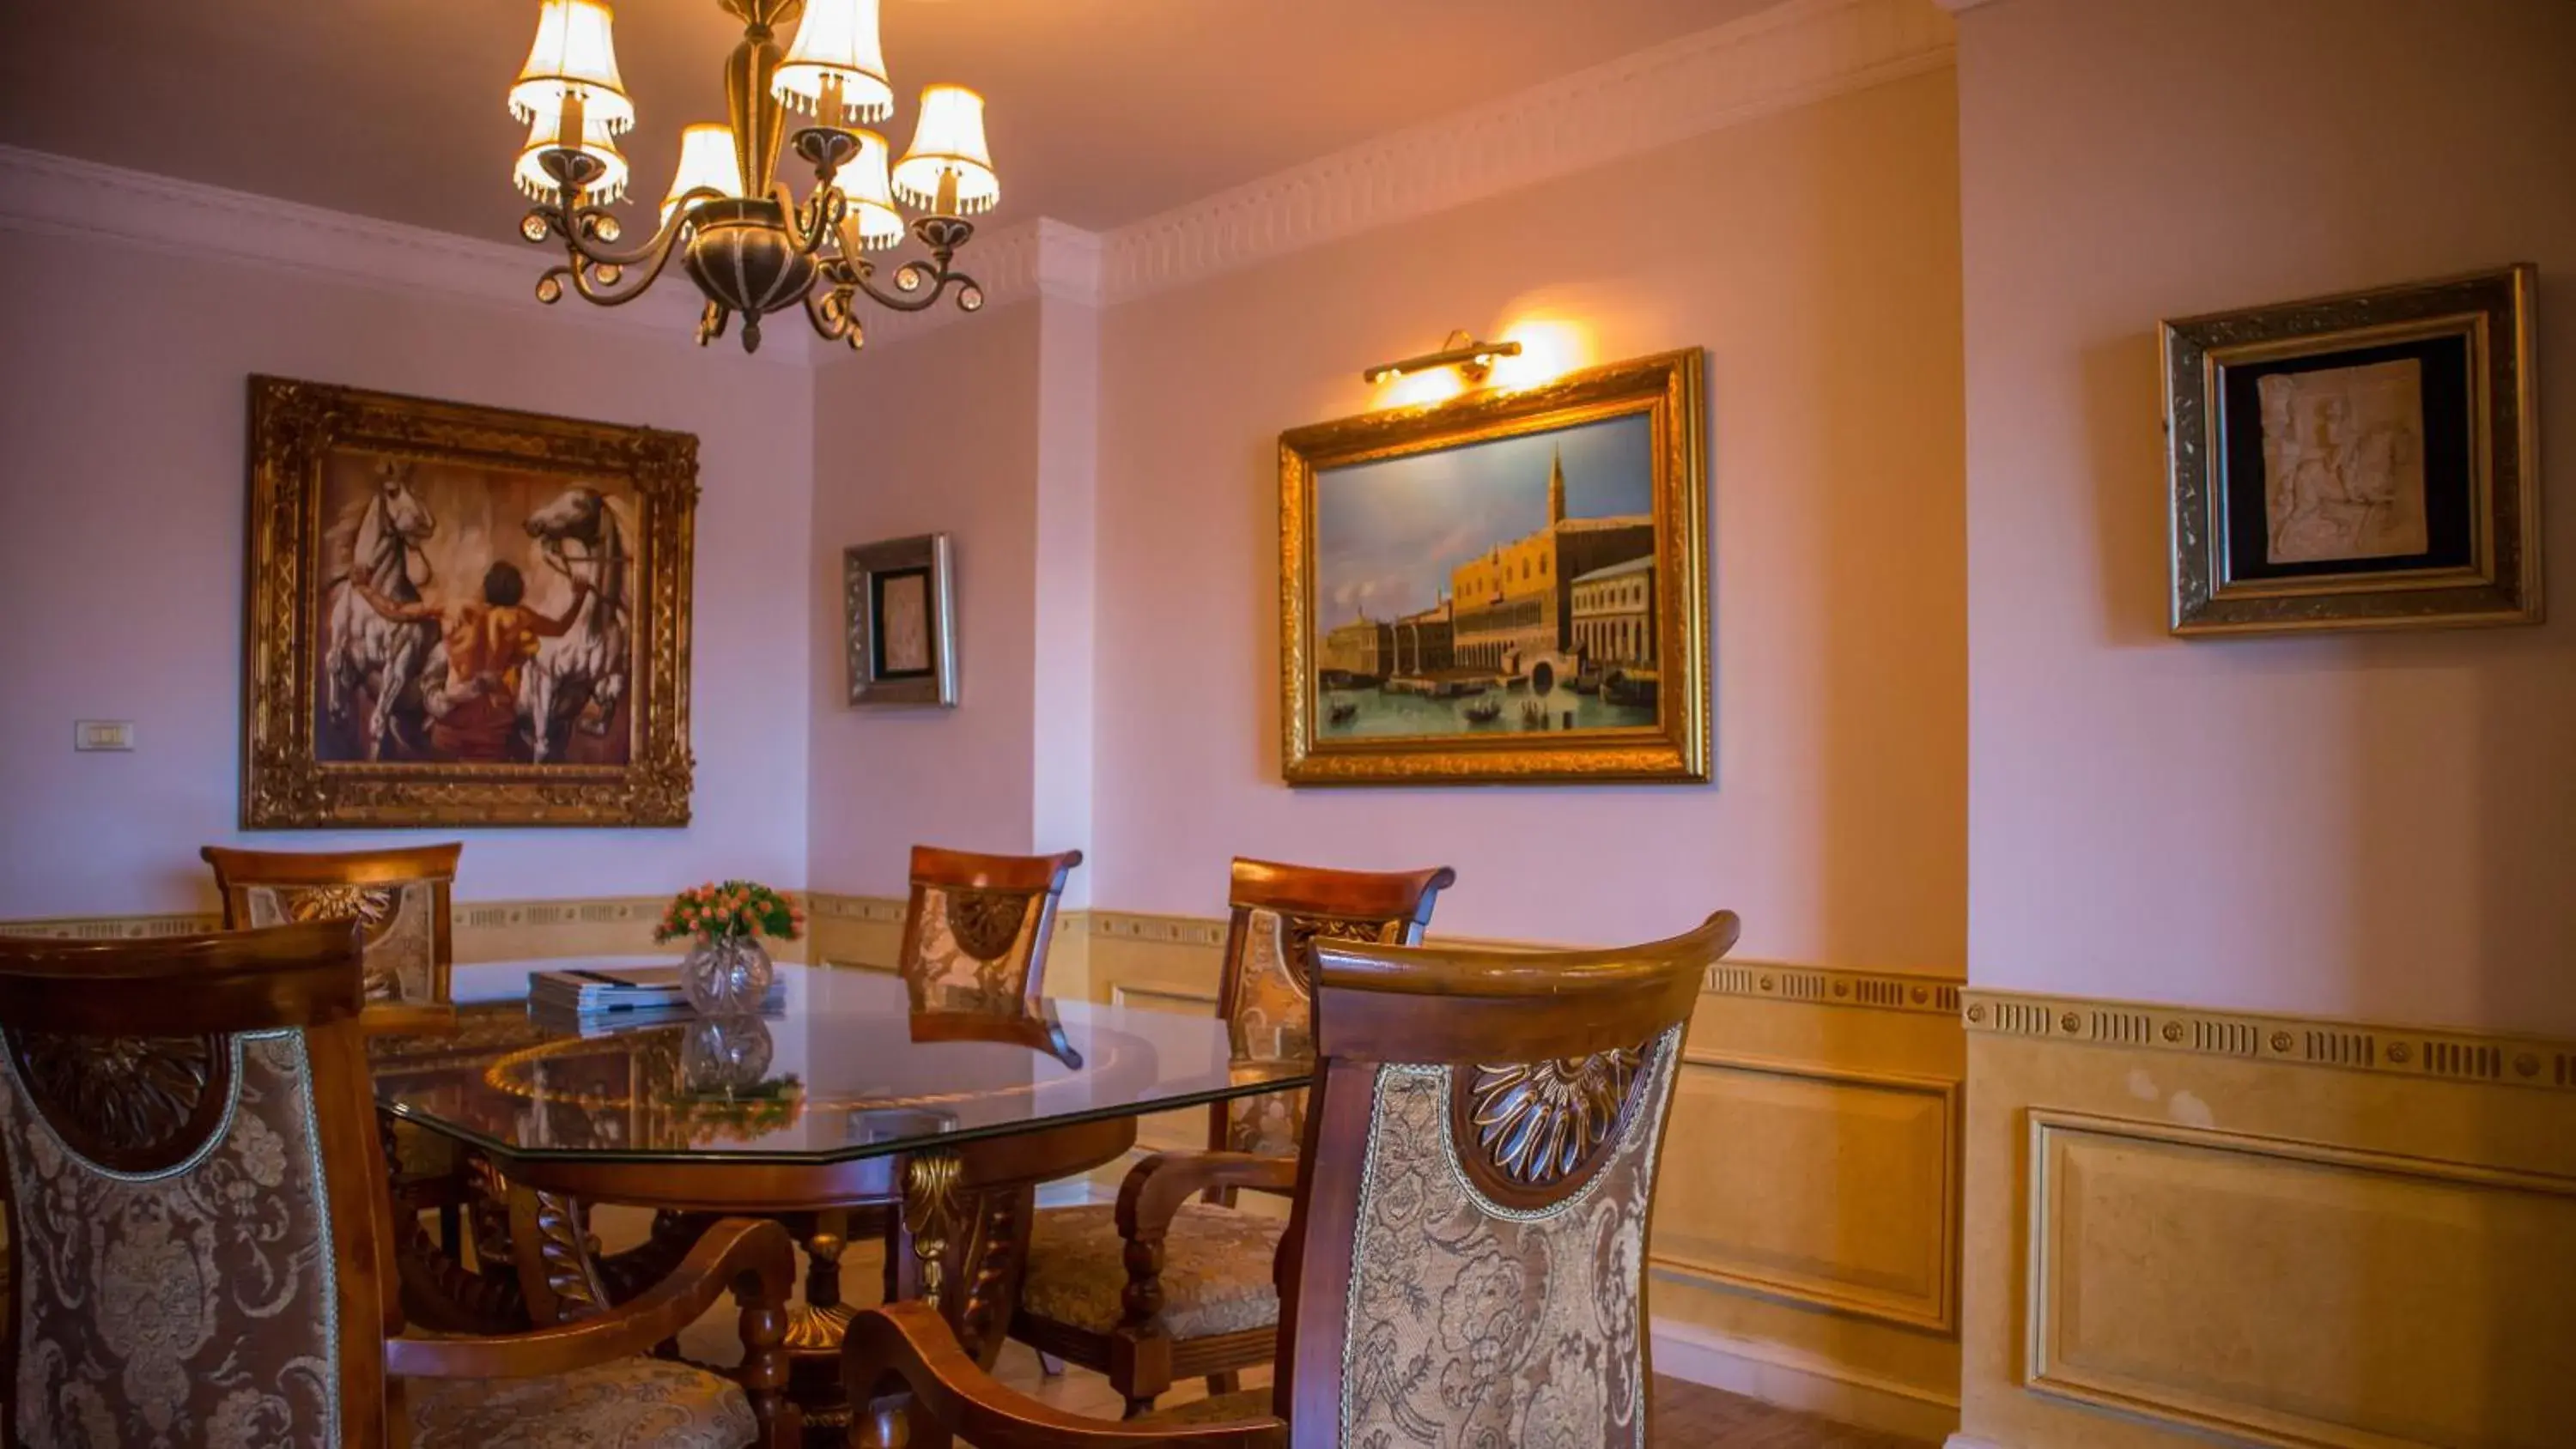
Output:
519,0,987,354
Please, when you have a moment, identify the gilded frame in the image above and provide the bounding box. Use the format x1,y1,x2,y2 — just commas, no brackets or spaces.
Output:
241,376,696,828
2163,265,2541,635
1279,348,1709,785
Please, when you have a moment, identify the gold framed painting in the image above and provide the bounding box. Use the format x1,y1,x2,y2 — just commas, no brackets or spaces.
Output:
1279,348,1709,786
2164,265,2541,635
242,376,696,828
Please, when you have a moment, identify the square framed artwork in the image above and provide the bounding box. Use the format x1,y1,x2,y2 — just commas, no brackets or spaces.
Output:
241,377,696,828
844,533,957,706
1278,348,1709,785
2163,265,2540,634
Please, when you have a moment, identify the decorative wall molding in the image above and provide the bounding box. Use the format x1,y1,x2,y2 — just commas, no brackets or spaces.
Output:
1657,1051,1960,1333
1080,907,1965,1016
3,0,1951,363
1093,0,1954,304
2024,1109,2576,1447
1965,988,2576,1094
0,142,817,367
1654,1319,1964,1444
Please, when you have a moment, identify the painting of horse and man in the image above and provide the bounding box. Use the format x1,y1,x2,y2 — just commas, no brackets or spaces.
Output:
244,378,697,828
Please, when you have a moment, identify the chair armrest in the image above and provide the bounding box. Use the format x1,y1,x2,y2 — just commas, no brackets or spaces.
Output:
844,1300,1285,1449
384,1216,794,1380
1114,1151,1298,1242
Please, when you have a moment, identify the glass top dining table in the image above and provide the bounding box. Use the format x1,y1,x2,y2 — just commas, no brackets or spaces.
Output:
370,957,1302,1167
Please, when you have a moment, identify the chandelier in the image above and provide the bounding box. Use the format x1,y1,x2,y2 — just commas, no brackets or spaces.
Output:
508,0,996,354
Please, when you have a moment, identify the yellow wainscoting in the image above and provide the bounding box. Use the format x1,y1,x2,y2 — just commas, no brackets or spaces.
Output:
2026,1111,2576,1449
1962,991,2576,1449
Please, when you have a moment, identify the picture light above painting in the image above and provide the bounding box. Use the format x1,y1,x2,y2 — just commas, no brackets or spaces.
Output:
2163,265,2540,636
241,377,697,828
1279,348,1710,786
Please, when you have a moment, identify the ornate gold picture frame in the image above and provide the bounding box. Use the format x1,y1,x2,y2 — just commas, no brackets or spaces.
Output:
1279,349,1709,785
242,377,696,827
2164,265,2541,635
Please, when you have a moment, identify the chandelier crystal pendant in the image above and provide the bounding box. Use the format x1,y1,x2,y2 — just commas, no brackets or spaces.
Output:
509,0,995,354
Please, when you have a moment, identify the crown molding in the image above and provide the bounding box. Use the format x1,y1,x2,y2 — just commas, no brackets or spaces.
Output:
0,142,817,367
841,215,1107,353
1095,0,1954,304
1965,988,2576,1094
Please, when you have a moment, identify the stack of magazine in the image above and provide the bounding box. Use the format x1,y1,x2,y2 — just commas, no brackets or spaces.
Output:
527,965,782,1029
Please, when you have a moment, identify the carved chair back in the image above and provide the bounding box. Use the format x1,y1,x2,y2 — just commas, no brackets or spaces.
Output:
0,921,417,1446
1209,859,1454,1161
203,843,463,1009
896,846,1084,1011
1271,911,1741,1447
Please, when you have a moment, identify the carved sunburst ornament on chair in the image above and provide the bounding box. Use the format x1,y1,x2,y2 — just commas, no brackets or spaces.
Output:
281,885,398,931
944,890,1030,963
7,1030,229,1171
1467,1047,1643,1187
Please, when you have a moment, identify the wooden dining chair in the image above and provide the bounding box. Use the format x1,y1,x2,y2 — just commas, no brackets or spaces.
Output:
0,921,803,1448
204,841,474,1253
202,842,464,1009
1008,858,1454,1416
846,908,1742,1448
896,846,1084,1009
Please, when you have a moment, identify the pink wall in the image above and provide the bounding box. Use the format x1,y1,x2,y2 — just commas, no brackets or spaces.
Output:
0,230,814,917
806,306,1044,894
1958,0,2576,1033
1089,72,1969,970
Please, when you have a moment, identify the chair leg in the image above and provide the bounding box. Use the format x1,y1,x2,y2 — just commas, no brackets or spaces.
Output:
1206,1371,1240,1397
439,1202,463,1258
1121,1394,1159,1420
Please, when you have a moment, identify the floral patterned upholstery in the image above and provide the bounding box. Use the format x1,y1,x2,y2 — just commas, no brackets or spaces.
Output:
1222,907,1402,1157
1,1029,343,1446
1019,1203,1286,1339
1338,1027,1680,1449
905,884,1044,1003
0,1023,761,1449
408,1357,756,1448
243,880,441,1004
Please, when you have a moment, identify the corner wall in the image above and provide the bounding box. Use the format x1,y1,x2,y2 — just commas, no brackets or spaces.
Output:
1953,3,2576,1446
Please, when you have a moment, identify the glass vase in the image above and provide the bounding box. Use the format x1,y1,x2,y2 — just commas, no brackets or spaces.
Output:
680,932,774,1015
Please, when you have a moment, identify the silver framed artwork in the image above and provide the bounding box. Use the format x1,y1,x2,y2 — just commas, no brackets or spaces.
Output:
844,533,957,706
2162,265,2540,635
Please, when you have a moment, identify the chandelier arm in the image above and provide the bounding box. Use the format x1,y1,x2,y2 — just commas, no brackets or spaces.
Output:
848,261,984,314
527,185,730,272
536,216,700,310
769,179,843,260
801,285,865,349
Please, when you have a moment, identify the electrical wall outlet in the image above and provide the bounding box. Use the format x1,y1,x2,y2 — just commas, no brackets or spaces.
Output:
74,720,134,752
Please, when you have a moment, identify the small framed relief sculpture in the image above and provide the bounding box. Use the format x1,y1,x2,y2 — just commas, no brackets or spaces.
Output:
845,533,958,706
2163,266,2540,634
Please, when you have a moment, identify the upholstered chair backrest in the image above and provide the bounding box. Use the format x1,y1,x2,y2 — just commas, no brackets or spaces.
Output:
203,843,463,1008
0,921,395,1448
1271,912,1740,1449
1212,858,1454,1159
897,846,1084,1010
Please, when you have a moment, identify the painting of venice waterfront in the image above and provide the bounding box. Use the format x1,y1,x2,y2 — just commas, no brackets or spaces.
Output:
1312,413,1662,740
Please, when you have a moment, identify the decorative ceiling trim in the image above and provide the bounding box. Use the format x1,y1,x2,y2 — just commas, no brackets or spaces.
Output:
0,142,816,367
1096,0,1954,304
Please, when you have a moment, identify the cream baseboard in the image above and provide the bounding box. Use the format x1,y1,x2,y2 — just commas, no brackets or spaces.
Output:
1651,1318,1959,1443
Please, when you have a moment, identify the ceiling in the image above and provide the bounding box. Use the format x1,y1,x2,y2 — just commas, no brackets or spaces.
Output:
0,0,1767,244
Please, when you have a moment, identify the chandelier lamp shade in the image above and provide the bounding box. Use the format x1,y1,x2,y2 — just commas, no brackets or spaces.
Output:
508,0,995,354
